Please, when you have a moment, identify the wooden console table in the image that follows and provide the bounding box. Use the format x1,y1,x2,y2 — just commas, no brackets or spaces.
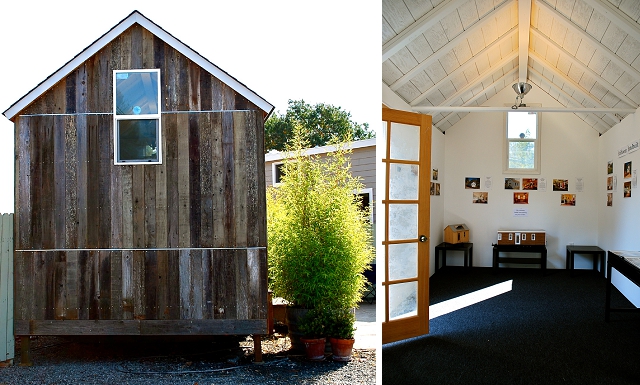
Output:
492,244,547,273
605,250,640,321
435,242,473,271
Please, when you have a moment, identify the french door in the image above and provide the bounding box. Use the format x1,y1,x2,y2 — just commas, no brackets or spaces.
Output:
381,108,431,344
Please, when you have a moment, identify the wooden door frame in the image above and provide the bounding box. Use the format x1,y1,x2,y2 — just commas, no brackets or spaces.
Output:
381,107,431,344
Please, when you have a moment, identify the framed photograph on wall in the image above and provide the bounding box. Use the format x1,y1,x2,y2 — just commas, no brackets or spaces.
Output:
504,178,520,190
473,191,488,204
624,181,631,198
465,177,480,189
607,176,613,191
553,179,568,191
607,161,613,175
607,193,613,207
523,178,538,190
513,192,529,204
624,161,632,179
432,169,438,181
561,194,576,206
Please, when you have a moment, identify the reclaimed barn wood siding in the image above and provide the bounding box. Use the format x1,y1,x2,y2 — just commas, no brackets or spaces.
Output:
13,24,268,335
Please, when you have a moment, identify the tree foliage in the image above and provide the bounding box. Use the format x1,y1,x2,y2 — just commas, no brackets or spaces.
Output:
266,125,374,310
264,99,374,153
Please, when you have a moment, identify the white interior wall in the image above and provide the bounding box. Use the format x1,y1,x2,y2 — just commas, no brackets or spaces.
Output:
598,108,640,306
442,86,600,269
430,129,445,276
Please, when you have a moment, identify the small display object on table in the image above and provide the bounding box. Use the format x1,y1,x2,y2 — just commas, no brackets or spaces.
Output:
497,230,545,246
444,224,469,244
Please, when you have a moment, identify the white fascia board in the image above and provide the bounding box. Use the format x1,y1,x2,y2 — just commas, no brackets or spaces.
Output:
265,138,376,163
3,11,274,121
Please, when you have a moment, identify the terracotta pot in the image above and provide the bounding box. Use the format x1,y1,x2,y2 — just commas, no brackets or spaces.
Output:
300,337,326,361
329,337,355,361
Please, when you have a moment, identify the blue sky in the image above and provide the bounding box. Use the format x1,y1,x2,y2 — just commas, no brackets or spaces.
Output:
0,0,380,213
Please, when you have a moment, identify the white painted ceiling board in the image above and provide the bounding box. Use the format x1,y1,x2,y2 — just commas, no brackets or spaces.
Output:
382,0,640,133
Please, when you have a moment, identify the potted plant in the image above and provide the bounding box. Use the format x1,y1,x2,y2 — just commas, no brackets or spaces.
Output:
267,124,374,351
326,307,356,361
298,307,328,361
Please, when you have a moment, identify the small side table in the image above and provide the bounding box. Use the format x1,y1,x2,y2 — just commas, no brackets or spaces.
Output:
435,242,473,271
566,245,605,277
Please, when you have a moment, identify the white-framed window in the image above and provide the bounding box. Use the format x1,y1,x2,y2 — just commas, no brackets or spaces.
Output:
504,107,540,174
354,187,373,224
272,162,285,185
113,69,162,165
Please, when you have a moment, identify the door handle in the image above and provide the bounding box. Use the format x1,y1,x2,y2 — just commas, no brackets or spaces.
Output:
419,235,428,242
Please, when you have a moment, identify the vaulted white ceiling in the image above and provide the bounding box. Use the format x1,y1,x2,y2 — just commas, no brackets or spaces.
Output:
382,0,640,133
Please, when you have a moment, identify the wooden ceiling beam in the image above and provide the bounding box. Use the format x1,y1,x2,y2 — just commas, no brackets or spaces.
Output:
537,0,640,83
389,0,515,91
382,0,468,63
409,36,519,106
581,0,640,46
530,27,637,108
519,0,532,82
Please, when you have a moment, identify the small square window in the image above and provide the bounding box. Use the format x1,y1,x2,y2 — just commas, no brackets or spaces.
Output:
116,119,159,163
113,69,161,165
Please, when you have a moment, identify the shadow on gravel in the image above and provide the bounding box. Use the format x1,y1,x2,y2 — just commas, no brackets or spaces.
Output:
1,334,376,385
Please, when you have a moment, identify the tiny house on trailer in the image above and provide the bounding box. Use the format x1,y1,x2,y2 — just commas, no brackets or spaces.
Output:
3,11,274,364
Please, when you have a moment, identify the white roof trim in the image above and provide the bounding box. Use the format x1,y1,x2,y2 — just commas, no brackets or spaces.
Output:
265,138,376,163
3,11,274,120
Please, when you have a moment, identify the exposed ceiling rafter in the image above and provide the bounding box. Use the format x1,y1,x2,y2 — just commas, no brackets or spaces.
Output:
389,0,515,91
382,0,469,62
530,27,637,108
518,0,532,82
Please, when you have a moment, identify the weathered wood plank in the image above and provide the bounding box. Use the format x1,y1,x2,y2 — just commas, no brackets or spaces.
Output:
222,112,235,246
89,250,99,320
41,117,54,249
164,114,179,248
65,251,79,320
85,115,99,248
235,250,249,319
75,64,88,113
199,113,213,247
110,250,123,320
121,164,133,248
189,114,201,247
99,250,111,319
98,115,112,248
64,116,78,249
16,117,30,250
202,249,213,319
15,319,267,336
167,250,180,319
130,24,143,70
233,112,248,247
54,251,67,320
156,250,169,319
200,68,212,111
65,74,76,114
44,252,55,320
177,113,190,247
76,115,88,248
179,249,191,320
191,249,204,319
211,113,225,247
132,250,146,319
144,250,158,320
77,251,90,319
144,165,156,247
155,123,168,248
132,166,145,248
121,250,133,320
189,61,201,110
212,249,237,319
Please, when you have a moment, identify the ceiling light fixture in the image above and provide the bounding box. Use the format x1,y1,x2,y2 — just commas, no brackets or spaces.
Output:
512,82,532,109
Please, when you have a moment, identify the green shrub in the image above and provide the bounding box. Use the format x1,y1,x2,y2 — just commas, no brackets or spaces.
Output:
267,124,374,311
326,307,356,339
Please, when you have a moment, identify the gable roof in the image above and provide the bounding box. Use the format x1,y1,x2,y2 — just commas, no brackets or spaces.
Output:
3,10,274,121
383,0,640,134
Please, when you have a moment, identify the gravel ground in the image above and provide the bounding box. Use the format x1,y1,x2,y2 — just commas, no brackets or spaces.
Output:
0,334,375,385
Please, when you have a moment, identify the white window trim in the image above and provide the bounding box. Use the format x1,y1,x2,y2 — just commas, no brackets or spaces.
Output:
113,69,162,165
503,104,541,175
355,187,374,224
272,162,285,186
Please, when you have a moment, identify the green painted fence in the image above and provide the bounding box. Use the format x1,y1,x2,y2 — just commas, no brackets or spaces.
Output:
0,214,13,364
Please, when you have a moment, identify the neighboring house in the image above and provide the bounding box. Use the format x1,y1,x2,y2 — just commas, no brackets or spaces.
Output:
3,11,273,363
264,138,377,226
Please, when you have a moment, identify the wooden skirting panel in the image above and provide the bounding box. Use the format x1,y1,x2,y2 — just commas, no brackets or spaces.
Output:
15,319,267,336
14,248,268,336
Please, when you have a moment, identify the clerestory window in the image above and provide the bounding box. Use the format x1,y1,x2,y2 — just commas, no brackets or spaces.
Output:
504,109,540,174
113,69,162,164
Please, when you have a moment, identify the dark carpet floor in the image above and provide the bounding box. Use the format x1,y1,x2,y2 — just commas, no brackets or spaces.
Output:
382,267,640,385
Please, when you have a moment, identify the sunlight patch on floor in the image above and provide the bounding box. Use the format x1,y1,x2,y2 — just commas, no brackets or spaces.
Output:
429,280,513,320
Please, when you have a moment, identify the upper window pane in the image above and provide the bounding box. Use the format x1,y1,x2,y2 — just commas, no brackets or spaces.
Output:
507,111,537,139
115,71,159,115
